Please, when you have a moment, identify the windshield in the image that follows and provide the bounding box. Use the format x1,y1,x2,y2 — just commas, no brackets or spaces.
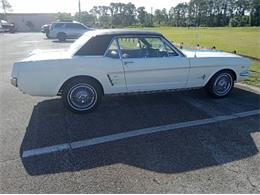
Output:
68,31,95,56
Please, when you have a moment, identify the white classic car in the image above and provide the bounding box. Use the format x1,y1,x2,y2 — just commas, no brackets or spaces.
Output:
11,29,251,113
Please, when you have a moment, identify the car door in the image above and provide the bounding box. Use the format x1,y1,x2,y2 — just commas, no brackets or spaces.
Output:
64,23,80,38
72,38,127,94
117,36,190,92
102,38,127,94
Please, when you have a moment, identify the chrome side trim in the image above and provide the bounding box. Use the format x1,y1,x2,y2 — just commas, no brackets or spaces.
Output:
107,74,114,86
105,87,202,96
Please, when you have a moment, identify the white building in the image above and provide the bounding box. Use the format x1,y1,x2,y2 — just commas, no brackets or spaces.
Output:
6,13,57,32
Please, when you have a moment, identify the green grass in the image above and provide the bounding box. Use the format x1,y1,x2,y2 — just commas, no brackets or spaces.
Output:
136,27,260,87
243,61,260,88
149,27,260,59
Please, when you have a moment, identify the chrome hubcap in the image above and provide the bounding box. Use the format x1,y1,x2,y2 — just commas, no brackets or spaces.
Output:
213,73,232,96
68,84,97,110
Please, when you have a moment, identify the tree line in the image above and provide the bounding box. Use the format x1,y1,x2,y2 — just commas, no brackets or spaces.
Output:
1,0,259,27
56,0,260,27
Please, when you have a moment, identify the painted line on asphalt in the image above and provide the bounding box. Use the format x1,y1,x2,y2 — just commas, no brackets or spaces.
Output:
22,109,260,158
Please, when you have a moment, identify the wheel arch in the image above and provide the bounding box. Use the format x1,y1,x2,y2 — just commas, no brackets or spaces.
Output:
57,75,104,96
206,68,237,86
57,32,67,39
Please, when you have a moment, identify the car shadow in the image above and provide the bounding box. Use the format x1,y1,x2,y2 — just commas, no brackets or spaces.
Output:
20,88,260,176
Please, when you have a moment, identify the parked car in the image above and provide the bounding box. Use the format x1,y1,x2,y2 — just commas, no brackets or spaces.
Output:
41,24,50,38
0,20,15,33
11,29,251,113
48,21,93,41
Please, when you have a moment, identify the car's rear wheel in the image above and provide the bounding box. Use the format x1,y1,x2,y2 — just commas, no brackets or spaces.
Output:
57,32,66,42
62,78,102,114
206,71,234,98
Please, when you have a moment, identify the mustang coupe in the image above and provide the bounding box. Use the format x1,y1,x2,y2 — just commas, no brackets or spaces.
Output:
11,30,251,113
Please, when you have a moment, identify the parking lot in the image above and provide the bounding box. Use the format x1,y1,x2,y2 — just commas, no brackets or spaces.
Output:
0,33,260,193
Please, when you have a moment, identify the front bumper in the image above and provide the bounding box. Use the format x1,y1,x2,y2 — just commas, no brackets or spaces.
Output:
11,77,18,87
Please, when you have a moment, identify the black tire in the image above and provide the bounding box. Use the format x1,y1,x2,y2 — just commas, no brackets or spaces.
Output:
205,70,235,98
62,78,102,114
57,32,66,42
46,32,50,39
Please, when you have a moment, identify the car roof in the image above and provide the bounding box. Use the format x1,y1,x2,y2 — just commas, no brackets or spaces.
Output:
52,21,80,24
90,29,162,37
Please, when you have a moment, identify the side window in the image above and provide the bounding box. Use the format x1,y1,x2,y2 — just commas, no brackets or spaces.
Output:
54,23,65,28
105,39,119,59
75,24,86,29
145,37,178,57
118,37,146,58
66,23,75,28
75,35,112,56
65,23,83,29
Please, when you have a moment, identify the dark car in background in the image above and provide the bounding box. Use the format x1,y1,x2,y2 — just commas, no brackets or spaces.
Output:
0,20,16,33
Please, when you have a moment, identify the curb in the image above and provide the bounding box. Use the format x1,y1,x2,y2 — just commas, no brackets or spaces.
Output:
235,83,260,95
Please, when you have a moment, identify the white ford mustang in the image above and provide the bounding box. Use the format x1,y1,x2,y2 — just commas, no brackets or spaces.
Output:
11,29,251,113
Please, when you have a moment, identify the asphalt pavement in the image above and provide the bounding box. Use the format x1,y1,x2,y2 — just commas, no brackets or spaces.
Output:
0,33,259,193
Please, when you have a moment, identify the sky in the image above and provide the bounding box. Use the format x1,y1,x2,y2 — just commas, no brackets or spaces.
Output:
7,0,189,14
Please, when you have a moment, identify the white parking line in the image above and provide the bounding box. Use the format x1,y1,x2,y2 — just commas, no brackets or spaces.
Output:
22,109,260,158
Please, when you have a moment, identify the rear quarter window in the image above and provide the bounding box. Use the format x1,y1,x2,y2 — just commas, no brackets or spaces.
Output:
75,35,113,56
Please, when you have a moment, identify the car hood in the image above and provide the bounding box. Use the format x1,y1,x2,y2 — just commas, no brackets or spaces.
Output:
22,49,72,62
182,49,251,67
182,49,241,58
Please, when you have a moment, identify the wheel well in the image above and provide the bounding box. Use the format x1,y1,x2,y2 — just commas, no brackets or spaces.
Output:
57,32,66,38
58,32,66,35
58,76,104,96
209,69,237,83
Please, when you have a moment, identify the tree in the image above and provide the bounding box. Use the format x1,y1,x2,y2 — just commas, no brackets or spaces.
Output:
249,0,260,26
169,3,189,26
75,11,96,27
0,0,12,19
0,0,12,14
154,9,163,25
137,7,147,25
55,12,73,21
137,7,153,27
75,0,259,28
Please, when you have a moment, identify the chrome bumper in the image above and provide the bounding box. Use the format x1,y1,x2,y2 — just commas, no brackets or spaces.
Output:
240,70,251,77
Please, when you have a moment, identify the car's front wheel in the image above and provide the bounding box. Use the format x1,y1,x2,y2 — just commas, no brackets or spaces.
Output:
57,32,66,42
206,71,235,98
46,32,50,39
62,78,102,114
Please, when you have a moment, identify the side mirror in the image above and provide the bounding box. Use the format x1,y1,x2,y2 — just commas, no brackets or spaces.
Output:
122,53,129,59
108,50,119,59
111,50,118,56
